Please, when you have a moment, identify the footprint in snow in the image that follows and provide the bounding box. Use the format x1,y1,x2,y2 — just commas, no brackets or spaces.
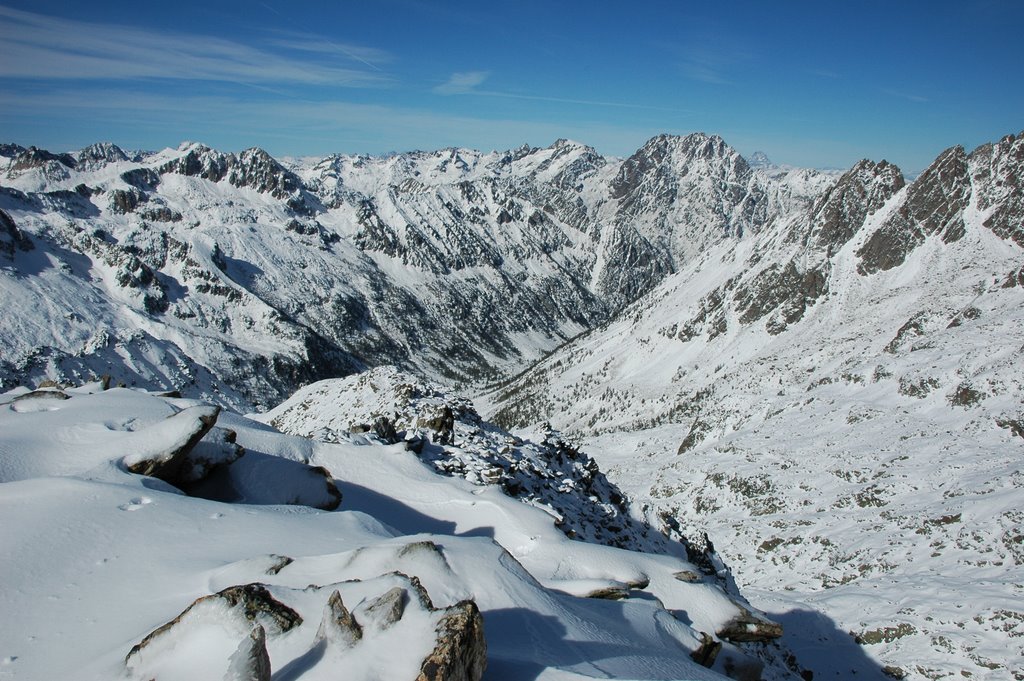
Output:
118,497,152,511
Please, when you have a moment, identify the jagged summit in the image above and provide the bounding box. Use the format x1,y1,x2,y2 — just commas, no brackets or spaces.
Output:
75,142,129,169
0,131,826,408
2,130,1018,413
747,150,773,168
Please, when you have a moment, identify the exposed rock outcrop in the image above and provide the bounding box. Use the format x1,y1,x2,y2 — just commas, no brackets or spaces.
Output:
416,600,487,681
857,145,969,274
121,405,221,483
126,583,301,662
224,625,272,681
805,158,904,254
970,131,1024,246
0,208,34,258
716,603,784,643
126,577,485,681
316,590,363,647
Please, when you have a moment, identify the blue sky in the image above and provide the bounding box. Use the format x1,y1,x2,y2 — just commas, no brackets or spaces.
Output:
1,0,1021,172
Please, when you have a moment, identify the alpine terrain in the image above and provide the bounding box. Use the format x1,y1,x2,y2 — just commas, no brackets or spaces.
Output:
1,129,1022,680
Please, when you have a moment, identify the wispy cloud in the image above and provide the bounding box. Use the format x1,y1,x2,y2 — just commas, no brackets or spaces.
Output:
433,71,491,95
432,70,689,113
651,31,751,86
0,5,390,87
265,36,391,71
680,62,731,85
0,87,666,157
882,88,929,103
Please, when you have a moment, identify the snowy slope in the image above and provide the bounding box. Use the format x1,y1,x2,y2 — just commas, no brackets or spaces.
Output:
483,132,1024,680
0,378,807,681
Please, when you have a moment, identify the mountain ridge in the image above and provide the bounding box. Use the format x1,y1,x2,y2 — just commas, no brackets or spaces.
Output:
480,130,1024,680
0,131,833,409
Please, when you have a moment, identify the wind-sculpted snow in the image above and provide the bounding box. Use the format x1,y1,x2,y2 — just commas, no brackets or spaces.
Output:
0,378,787,680
484,130,1024,680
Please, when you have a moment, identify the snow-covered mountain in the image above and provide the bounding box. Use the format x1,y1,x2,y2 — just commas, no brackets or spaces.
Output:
3,129,1022,679
0,134,827,411
483,132,1024,680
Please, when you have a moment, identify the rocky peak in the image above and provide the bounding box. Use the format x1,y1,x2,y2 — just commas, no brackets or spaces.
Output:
610,132,752,207
76,142,129,170
519,139,605,192
747,151,773,169
159,144,231,182
549,138,594,155
600,132,764,301
806,158,905,254
8,146,77,172
0,143,27,159
230,147,301,199
436,148,474,174
968,130,1024,247
857,145,970,275
157,145,303,201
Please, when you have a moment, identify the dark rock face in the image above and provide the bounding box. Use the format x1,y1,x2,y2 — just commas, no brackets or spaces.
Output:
1002,264,1024,288
600,133,772,306
690,632,722,667
970,131,1024,247
884,312,930,354
229,147,303,200
610,134,683,209
416,600,487,681
216,584,304,632
158,144,231,182
8,146,77,173
611,133,760,237
733,261,828,334
675,285,732,343
0,208,34,258
807,159,905,254
593,223,673,308
108,187,146,214
857,146,969,275
0,143,26,158
158,145,306,204
121,167,161,190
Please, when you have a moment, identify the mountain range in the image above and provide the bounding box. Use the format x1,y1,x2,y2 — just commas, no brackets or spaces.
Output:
2,129,1022,680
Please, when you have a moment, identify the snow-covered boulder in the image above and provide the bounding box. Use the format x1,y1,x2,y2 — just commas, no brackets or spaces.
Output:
125,575,485,681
